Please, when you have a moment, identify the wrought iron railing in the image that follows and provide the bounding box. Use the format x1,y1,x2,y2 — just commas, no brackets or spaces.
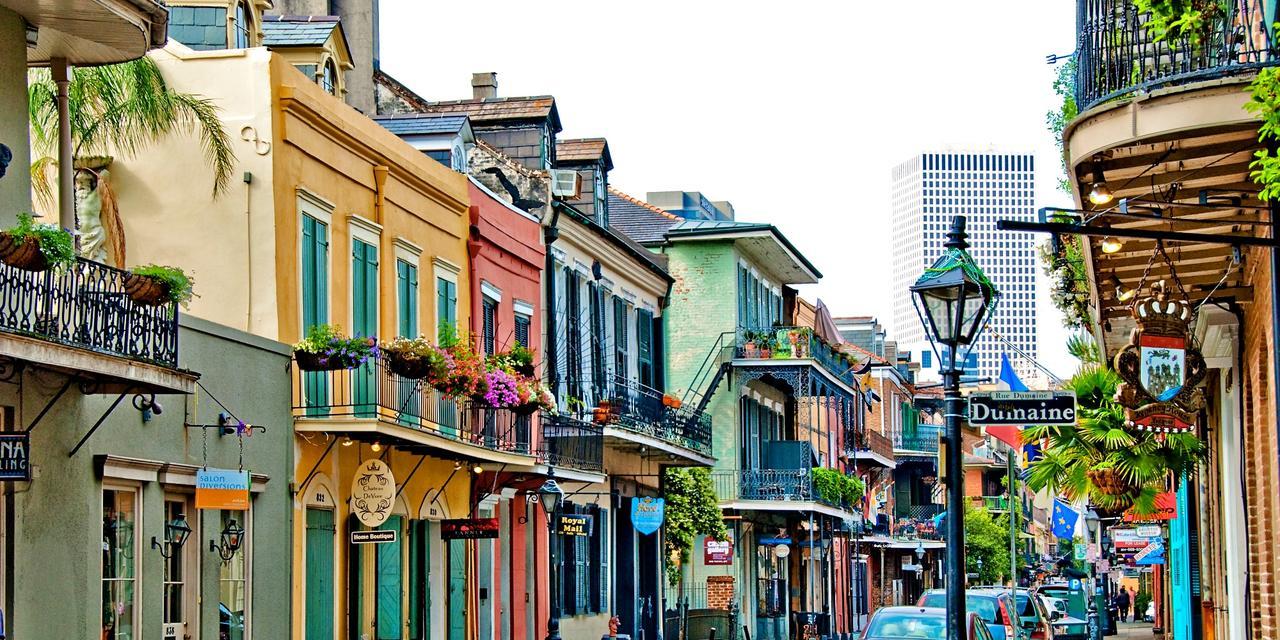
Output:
892,515,944,540
899,504,945,521
894,424,942,453
605,375,713,455
1075,0,1280,111
735,326,858,388
850,427,895,461
0,256,179,366
711,468,844,507
982,495,1010,511
291,354,533,455
539,413,603,473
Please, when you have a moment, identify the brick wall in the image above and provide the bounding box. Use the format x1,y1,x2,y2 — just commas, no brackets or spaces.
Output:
1241,248,1280,640
707,575,735,610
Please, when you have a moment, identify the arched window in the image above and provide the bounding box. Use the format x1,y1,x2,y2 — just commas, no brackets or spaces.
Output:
322,59,338,96
233,1,252,48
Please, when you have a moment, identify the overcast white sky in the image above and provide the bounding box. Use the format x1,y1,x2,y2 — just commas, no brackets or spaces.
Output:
381,1,1080,377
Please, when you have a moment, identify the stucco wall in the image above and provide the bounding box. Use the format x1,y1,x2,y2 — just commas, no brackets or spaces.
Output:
0,9,32,226
4,315,293,639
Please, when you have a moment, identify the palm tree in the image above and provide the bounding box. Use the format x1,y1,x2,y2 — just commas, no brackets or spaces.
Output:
28,57,235,265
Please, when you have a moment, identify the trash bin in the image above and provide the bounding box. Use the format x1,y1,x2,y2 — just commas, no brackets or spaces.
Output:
1088,611,1101,640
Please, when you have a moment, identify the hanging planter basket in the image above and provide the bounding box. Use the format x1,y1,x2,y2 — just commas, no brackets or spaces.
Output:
385,352,434,380
1087,468,1133,496
294,349,361,372
513,402,540,416
122,273,172,306
0,234,50,272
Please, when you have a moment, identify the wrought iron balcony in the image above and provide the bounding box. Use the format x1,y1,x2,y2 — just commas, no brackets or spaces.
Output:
539,413,603,474
892,515,944,541
600,375,713,456
711,468,847,508
0,256,179,367
1075,0,1280,112
849,427,895,463
894,424,942,454
734,326,858,388
981,495,1010,512
291,354,533,456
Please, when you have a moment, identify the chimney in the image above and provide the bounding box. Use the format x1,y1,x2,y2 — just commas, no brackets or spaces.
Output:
471,72,498,100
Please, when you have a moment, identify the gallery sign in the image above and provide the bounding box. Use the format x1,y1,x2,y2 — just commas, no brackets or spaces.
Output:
967,391,1077,426
440,518,500,540
350,459,396,527
1114,284,1205,434
195,468,250,510
556,513,593,537
631,496,665,535
0,432,30,481
351,529,398,544
704,538,733,565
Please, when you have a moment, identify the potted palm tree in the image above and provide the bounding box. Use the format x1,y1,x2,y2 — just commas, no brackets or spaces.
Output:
0,214,74,272
123,264,195,307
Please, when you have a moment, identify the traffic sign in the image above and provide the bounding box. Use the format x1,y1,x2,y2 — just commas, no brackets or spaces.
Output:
967,391,1077,426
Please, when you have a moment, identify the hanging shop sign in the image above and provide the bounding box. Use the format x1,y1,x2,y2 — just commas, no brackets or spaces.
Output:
631,496,665,535
1122,491,1178,522
349,459,396,527
1114,284,1206,434
195,468,250,510
351,529,398,544
966,391,1077,426
758,536,792,546
1135,524,1163,538
556,512,593,537
704,537,734,565
440,518,500,540
0,432,30,481
1134,540,1165,566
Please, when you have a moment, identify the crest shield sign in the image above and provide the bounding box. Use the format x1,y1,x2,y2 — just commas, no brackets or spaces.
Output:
1114,283,1205,434
631,496,665,535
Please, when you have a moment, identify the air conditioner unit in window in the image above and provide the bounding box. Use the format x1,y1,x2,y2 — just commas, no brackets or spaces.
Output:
551,169,580,198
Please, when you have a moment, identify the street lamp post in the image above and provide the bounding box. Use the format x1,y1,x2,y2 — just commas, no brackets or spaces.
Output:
537,479,566,640
911,215,1000,640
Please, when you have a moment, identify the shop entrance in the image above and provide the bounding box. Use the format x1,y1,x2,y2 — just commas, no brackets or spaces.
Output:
305,508,336,640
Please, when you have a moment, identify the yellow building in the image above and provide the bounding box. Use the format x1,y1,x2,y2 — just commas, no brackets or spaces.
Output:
79,22,540,634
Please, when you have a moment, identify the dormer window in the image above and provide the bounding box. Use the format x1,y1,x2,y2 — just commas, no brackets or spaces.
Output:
594,170,607,225
232,1,252,48
322,59,338,96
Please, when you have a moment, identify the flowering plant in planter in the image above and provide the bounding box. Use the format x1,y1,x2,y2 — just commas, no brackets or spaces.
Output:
294,324,377,371
0,213,75,272
381,336,446,380
433,341,486,399
125,264,196,307
482,368,520,408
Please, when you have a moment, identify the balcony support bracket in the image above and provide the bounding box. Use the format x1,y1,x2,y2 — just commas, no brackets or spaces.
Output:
393,453,428,501
25,375,76,434
67,391,128,457
293,435,339,497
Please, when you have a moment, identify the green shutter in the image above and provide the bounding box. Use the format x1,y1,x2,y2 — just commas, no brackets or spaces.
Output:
305,509,336,640
376,516,403,639
353,240,378,418
636,309,653,387
301,216,330,417
436,277,457,341
397,260,418,339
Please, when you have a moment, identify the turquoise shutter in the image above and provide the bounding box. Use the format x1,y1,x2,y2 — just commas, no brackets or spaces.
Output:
305,509,336,640
397,260,418,338
302,215,330,329
376,516,404,639
352,239,378,417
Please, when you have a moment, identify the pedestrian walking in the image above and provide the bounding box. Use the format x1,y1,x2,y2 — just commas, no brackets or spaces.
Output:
1116,587,1131,622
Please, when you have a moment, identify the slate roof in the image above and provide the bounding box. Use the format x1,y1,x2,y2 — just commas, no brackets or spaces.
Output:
557,138,613,171
423,96,562,133
608,189,681,246
261,15,340,47
372,114,470,136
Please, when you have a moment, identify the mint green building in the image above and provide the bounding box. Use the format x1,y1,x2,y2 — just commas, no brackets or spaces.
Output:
610,192,870,640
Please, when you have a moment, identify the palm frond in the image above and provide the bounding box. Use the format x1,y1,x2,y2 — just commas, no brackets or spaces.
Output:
29,156,56,211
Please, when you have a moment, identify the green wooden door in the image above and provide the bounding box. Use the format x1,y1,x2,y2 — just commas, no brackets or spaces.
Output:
396,260,420,425
305,508,336,640
302,215,330,416
376,516,403,639
352,238,378,417
447,539,467,640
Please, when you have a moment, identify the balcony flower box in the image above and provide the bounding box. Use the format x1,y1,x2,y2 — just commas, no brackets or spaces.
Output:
123,265,195,308
0,214,74,273
381,336,445,380
293,324,376,372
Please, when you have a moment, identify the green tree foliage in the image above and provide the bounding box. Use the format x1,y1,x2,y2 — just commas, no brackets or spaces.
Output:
662,467,729,587
1247,65,1280,201
964,504,1022,585
28,57,235,205
1045,58,1079,194
811,468,865,505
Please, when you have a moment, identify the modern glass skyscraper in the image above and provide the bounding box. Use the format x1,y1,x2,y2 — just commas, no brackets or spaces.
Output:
891,151,1038,383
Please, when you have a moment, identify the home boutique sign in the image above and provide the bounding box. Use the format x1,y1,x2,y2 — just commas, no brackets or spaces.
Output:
966,391,1077,426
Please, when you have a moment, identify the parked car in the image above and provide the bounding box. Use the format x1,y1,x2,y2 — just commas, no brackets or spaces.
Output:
861,606,995,640
970,587,1055,640
1035,585,1088,640
917,589,1017,640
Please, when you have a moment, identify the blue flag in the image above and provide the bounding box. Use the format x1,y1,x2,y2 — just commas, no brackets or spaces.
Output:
998,353,1029,392
1052,499,1079,540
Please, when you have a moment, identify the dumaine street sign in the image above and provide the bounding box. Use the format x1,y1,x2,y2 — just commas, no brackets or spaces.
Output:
967,391,1077,427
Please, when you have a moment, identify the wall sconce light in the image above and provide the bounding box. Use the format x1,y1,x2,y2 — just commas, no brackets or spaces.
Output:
210,519,245,563
151,514,191,559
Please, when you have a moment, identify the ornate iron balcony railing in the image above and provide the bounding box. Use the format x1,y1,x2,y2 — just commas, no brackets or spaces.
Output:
539,413,603,474
894,424,942,453
605,374,713,455
0,256,179,366
712,468,846,508
1075,0,1280,112
981,495,1010,512
735,326,858,388
291,354,533,455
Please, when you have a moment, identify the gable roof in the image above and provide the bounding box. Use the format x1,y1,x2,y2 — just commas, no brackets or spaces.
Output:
373,113,471,137
261,15,342,48
556,138,613,171
608,189,681,246
423,96,562,133
555,202,672,283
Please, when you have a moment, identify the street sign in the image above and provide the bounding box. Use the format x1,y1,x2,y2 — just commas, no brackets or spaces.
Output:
196,468,250,510
967,391,1077,426
351,529,398,544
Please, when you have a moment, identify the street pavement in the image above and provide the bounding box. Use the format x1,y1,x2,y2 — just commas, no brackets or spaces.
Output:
1112,620,1155,638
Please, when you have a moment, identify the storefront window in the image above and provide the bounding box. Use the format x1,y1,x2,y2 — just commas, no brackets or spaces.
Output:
102,487,138,640
219,510,248,640
162,498,190,627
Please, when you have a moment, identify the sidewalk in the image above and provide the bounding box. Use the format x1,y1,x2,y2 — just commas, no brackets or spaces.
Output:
1113,620,1155,639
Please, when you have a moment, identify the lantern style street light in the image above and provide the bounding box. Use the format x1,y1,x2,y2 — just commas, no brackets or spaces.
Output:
151,513,192,559
537,478,565,640
911,215,1000,640
210,518,245,563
